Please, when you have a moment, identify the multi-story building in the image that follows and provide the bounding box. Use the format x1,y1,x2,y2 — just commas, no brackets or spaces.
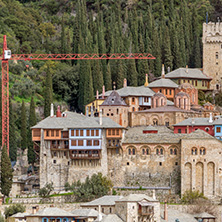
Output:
203,21,222,90
32,106,124,189
165,67,212,91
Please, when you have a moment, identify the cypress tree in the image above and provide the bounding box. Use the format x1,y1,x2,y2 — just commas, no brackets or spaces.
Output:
163,27,173,71
105,62,112,91
61,16,66,54
137,34,149,85
20,101,27,150
9,99,17,162
28,96,36,165
116,60,124,89
44,69,53,118
127,59,138,86
1,145,13,197
153,28,162,77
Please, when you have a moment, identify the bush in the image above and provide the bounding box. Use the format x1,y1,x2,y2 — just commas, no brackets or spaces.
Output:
181,190,206,204
71,173,113,202
4,204,25,219
39,182,54,198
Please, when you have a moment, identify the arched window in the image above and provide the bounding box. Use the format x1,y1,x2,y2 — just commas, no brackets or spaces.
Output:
142,148,149,155
174,149,177,155
160,148,163,155
161,99,164,106
156,99,158,107
156,149,159,155
184,98,186,109
170,149,173,155
200,148,206,155
128,149,131,155
146,149,149,155
142,149,145,155
191,148,197,155
132,148,136,155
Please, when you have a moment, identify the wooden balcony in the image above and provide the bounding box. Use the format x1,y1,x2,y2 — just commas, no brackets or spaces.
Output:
69,150,101,160
107,139,121,148
138,204,154,216
50,141,69,150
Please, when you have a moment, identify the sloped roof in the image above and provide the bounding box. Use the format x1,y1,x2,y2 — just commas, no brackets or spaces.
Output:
11,213,29,218
115,194,156,202
213,118,222,125
28,207,74,217
174,118,213,126
165,68,212,80
148,78,178,88
71,209,103,218
100,86,155,97
81,195,123,207
194,212,216,219
143,125,158,131
100,214,123,222
101,91,127,106
161,209,197,222
122,126,182,144
182,129,215,139
32,111,124,129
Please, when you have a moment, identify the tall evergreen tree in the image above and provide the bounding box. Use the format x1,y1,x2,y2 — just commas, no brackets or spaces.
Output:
28,96,36,165
61,16,66,54
163,27,173,70
105,62,112,91
20,101,27,150
127,59,138,86
9,100,17,162
44,68,53,118
137,34,149,85
1,145,13,197
116,60,124,89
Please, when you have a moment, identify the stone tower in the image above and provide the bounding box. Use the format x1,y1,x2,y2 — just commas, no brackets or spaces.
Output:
203,22,222,90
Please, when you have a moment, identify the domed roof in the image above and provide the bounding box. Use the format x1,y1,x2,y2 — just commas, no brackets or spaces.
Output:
178,83,195,89
175,91,190,97
152,91,166,98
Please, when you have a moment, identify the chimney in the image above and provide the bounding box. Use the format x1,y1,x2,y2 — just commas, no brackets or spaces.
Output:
123,78,127,88
99,109,102,125
32,206,39,214
191,118,195,125
86,106,89,117
91,105,94,117
102,85,105,99
98,205,103,222
152,189,156,200
96,90,99,100
162,64,165,78
164,200,168,222
167,67,170,73
56,106,61,117
144,74,149,87
50,103,54,117
186,65,188,73
209,112,213,123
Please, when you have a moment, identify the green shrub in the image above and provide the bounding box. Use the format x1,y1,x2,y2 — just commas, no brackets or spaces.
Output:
39,182,54,198
181,190,207,204
4,204,25,219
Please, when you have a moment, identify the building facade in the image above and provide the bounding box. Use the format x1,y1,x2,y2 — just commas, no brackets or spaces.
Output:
203,21,222,90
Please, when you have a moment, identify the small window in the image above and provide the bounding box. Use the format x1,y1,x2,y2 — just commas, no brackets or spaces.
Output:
112,129,115,135
132,98,135,103
107,113,109,116
46,130,49,137
56,130,59,137
86,130,90,136
128,149,131,155
71,130,74,136
108,129,111,135
217,127,221,133
102,208,104,213
71,140,76,146
165,89,168,95
185,129,187,133
127,162,129,165
160,89,162,93
159,162,162,166
169,89,172,95
78,140,83,146
132,149,136,155
216,84,220,90
195,81,197,86
53,160,56,164
91,130,94,136
178,129,181,133
51,130,54,137
94,140,99,146
110,208,112,213
175,162,178,166
80,130,83,136
87,140,92,146
117,109,119,114
96,130,99,136
132,107,135,112
76,130,79,136
116,129,119,135
216,52,219,59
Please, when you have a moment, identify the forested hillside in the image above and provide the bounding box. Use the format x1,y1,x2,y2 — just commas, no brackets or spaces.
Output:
0,0,221,160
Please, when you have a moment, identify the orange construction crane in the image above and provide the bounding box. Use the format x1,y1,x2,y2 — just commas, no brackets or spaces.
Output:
1,35,155,154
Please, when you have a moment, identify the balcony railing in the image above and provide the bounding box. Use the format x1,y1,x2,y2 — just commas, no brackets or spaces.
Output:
107,139,121,148
50,141,69,150
69,150,101,160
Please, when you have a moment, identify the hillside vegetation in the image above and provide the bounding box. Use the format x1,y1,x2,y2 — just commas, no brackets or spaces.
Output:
0,0,221,160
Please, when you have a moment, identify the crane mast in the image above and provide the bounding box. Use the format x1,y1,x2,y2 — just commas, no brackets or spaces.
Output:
1,35,155,154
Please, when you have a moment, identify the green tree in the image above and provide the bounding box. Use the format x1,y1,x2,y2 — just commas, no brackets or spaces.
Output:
72,173,112,202
163,27,173,70
116,60,124,89
20,101,27,150
104,62,112,91
44,69,53,118
39,182,54,198
4,204,26,219
1,145,13,197
9,100,17,162
127,59,138,86
28,96,36,165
